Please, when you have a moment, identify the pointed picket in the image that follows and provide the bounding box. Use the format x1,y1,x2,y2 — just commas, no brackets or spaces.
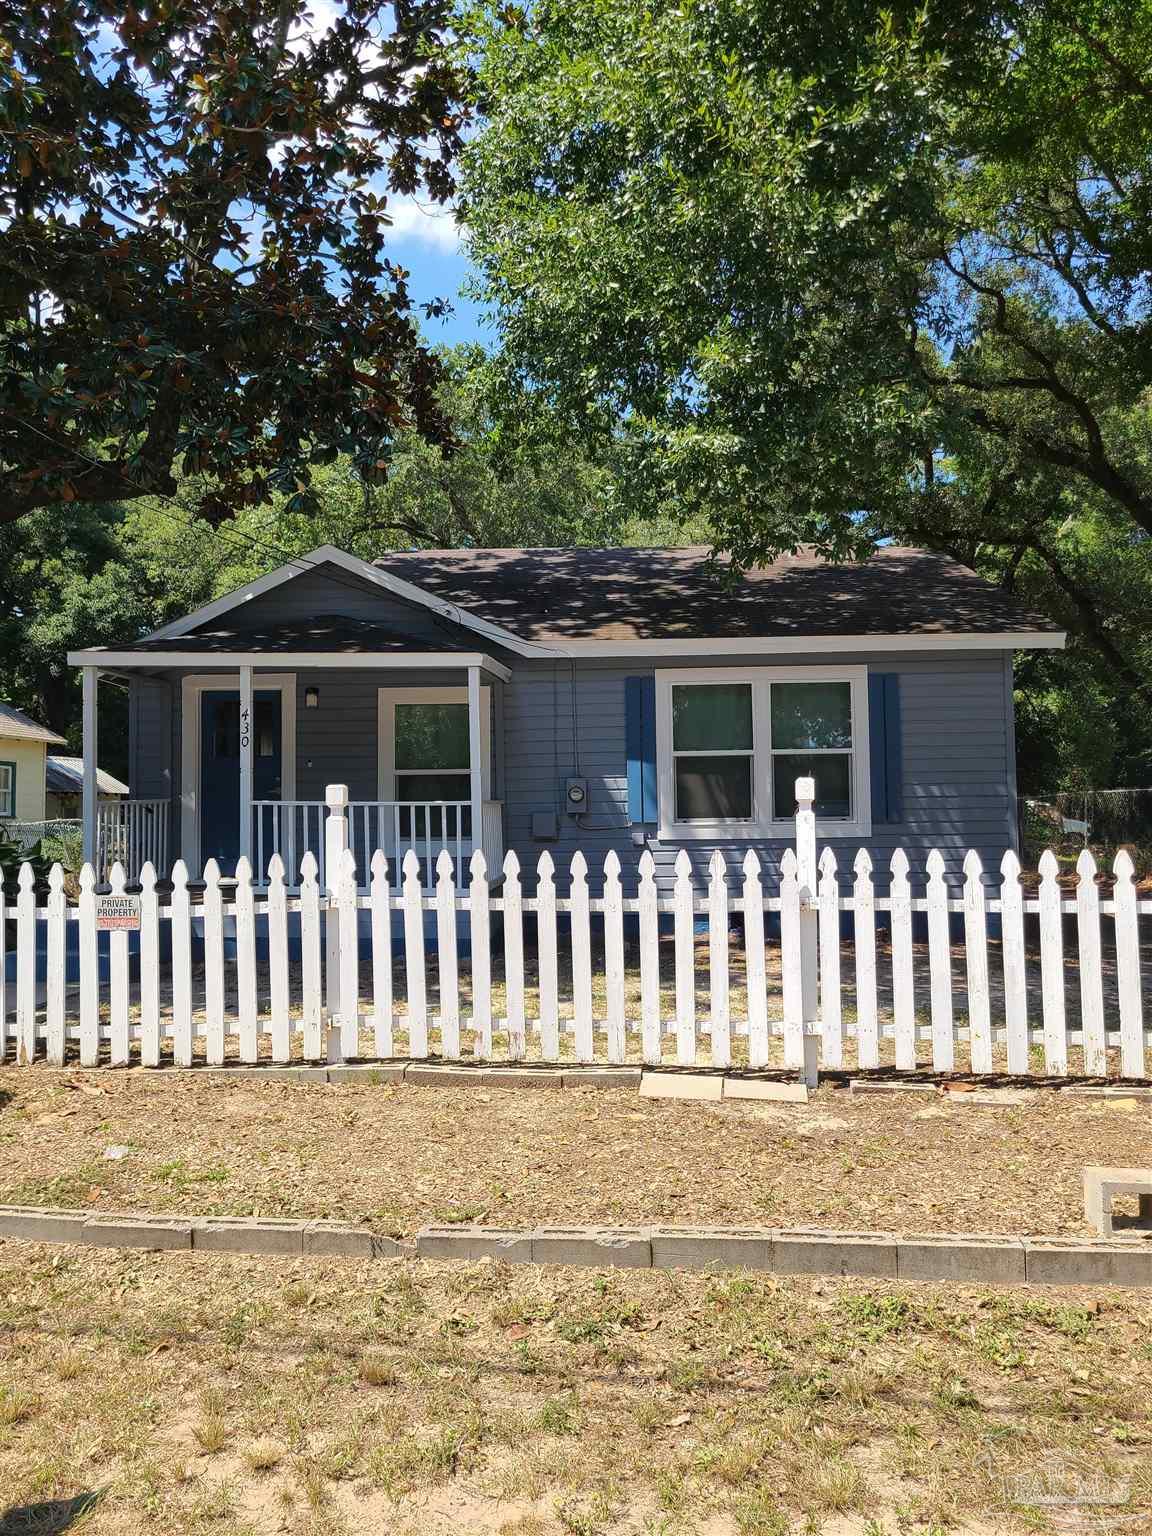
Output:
889,849,915,1070
852,850,878,1070
108,862,130,1066
1038,850,1067,1075
999,850,1028,1075
638,850,661,1065
1112,850,1145,1079
536,852,559,1061
962,851,992,1073
267,854,290,1064
235,855,259,1063
436,849,460,1060
78,863,99,1066
197,859,222,1063
170,860,193,1066
15,864,35,1066
299,852,323,1061
1076,849,1106,1075
45,864,66,1066
603,851,626,1063
569,853,593,1063
139,862,161,1068
708,851,731,1068
673,850,697,1067
370,849,394,1059
468,850,492,1060
742,851,768,1070
403,848,428,1058
502,850,525,1060
818,849,843,1069
780,849,803,1069
925,850,954,1071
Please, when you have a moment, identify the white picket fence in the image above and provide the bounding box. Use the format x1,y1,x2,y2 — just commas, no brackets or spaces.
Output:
1,782,1149,1077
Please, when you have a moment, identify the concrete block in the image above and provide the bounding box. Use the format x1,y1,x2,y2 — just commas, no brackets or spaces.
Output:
1064,1085,1152,1100
0,1206,93,1244
1083,1166,1152,1238
772,1228,899,1278
193,1218,305,1256
303,1221,411,1259
415,1225,534,1263
481,1068,564,1089
650,1226,775,1272
531,1226,652,1268
639,1072,723,1102
898,1233,1026,1284
723,1078,809,1104
82,1213,194,1251
849,1079,937,1096
404,1064,485,1086
562,1068,643,1088
327,1063,407,1085
1025,1239,1152,1287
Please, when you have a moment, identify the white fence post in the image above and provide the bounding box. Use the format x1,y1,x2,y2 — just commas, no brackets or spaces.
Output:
16,863,35,1065
794,778,820,1083
45,864,66,1067
324,784,349,1063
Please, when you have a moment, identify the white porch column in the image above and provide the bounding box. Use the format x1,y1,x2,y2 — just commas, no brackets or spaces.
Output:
82,666,98,867
467,664,482,862
238,664,254,866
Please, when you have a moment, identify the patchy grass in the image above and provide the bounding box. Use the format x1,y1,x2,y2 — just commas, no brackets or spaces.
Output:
0,1245,1149,1534
1,1069,1150,1239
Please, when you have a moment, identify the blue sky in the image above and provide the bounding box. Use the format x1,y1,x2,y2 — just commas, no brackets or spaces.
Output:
385,196,490,351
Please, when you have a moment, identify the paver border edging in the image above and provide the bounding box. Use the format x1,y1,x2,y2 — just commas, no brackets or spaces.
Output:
0,1206,1149,1286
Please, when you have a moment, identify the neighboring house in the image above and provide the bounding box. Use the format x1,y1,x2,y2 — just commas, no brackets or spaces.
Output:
45,756,128,820
0,702,66,825
68,544,1064,887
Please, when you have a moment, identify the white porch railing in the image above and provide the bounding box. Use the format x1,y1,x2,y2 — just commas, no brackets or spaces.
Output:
253,799,504,889
96,798,169,884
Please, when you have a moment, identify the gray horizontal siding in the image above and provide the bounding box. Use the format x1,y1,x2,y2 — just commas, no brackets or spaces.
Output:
125,647,1020,891
500,652,1017,892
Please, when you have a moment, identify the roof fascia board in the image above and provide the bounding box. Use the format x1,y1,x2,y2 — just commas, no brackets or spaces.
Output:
66,649,513,681
527,631,1065,656
146,544,541,657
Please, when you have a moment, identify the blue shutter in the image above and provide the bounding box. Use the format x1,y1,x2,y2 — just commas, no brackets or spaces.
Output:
868,673,903,824
626,676,658,824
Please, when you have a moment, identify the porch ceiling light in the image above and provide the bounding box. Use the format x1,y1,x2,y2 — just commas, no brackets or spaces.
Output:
304,686,320,709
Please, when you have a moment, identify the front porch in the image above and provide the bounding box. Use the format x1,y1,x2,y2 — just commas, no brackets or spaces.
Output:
70,630,511,889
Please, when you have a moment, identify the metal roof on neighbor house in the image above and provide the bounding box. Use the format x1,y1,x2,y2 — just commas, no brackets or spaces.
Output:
0,701,67,745
371,545,1062,644
45,756,128,796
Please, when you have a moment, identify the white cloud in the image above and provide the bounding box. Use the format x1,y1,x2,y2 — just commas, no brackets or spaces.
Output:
385,194,461,253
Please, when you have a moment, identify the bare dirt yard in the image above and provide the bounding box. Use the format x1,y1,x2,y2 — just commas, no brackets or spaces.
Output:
0,1069,1150,1237
1,1243,1151,1535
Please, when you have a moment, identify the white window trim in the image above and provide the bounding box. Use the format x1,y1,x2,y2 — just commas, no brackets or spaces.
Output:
0,761,15,819
655,666,871,840
180,674,297,868
377,686,491,802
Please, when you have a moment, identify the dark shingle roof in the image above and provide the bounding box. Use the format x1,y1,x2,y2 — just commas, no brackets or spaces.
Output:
115,614,475,655
372,545,1060,644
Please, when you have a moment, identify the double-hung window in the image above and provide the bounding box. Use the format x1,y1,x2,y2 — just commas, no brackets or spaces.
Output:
656,668,870,838
0,761,14,819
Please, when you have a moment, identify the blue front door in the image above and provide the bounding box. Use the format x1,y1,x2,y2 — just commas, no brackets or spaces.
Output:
200,691,283,873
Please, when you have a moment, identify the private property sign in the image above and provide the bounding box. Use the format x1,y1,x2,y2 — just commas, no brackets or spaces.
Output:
96,894,141,931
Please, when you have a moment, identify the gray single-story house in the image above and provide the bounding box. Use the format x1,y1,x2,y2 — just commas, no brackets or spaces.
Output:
68,543,1064,888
